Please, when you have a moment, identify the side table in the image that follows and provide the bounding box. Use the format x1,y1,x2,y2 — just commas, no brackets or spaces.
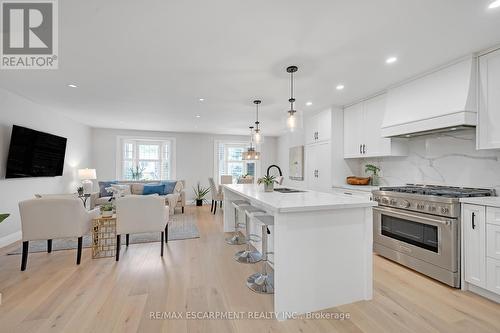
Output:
92,215,117,259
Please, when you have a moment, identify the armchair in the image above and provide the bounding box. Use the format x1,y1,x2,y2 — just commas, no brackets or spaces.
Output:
18,197,99,271
115,195,169,261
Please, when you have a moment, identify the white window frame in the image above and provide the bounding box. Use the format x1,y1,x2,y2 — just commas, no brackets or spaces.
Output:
116,136,176,180
214,140,260,185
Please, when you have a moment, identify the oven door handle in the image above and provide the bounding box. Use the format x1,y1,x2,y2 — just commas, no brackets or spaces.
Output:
373,207,452,226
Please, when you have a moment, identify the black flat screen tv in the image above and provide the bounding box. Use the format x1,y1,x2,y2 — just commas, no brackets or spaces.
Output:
6,125,67,178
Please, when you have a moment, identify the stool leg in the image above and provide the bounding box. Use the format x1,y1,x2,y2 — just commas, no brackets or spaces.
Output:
246,224,274,294
225,207,246,245
234,213,262,264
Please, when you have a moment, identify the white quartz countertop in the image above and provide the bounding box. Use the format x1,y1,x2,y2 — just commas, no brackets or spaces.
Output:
332,184,379,193
460,197,500,208
223,184,377,213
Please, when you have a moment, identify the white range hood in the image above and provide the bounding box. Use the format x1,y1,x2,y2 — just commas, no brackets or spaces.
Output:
381,58,477,138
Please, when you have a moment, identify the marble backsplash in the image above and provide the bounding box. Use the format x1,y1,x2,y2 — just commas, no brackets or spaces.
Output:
358,129,500,194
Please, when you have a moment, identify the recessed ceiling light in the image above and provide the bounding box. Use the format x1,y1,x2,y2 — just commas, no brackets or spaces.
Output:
489,0,500,9
67,84,77,88
306,101,313,106
386,56,398,64
336,84,345,91
199,98,205,102
195,115,201,118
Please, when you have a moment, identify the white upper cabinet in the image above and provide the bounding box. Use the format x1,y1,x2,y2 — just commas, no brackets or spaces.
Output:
305,110,331,145
305,141,332,192
343,94,407,158
478,48,500,150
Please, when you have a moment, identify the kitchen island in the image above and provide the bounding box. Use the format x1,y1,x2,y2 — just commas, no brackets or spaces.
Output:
223,184,377,319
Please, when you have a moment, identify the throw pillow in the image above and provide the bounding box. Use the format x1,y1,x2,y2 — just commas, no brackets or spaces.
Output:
143,184,165,195
161,181,177,195
130,183,145,195
98,181,117,197
110,184,132,197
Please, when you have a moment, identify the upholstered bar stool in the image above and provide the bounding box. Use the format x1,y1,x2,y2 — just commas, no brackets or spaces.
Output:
234,206,266,264
225,200,250,245
247,214,274,294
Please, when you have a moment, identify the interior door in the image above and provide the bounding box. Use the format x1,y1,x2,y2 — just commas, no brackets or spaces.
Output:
463,204,486,288
343,103,364,158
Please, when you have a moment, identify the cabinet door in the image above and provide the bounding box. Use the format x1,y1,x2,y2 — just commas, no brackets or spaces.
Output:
478,49,500,149
306,142,331,192
487,224,500,260
463,204,487,288
363,94,391,157
343,103,364,158
304,114,318,145
316,110,331,143
487,258,500,295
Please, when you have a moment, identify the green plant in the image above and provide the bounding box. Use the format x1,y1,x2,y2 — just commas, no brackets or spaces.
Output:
100,203,114,212
130,165,145,180
0,214,9,223
193,182,210,201
365,164,380,176
77,186,84,194
257,175,276,186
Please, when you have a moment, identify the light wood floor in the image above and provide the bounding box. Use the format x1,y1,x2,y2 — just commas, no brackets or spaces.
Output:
1,206,500,333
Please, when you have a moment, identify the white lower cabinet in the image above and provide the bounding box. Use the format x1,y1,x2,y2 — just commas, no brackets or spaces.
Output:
463,203,500,300
486,258,500,294
463,204,486,288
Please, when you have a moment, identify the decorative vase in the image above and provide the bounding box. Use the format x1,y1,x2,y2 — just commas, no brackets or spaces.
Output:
196,199,203,207
370,174,380,186
102,210,113,218
264,183,274,192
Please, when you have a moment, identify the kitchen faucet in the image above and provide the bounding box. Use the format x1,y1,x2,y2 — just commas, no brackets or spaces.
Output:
266,165,284,185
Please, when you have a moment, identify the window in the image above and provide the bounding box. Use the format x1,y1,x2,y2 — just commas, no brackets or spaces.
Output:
118,137,175,181
216,141,258,184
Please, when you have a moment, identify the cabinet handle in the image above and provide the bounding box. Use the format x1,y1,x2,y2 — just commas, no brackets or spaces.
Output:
360,145,362,154
472,212,476,229
362,144,366,154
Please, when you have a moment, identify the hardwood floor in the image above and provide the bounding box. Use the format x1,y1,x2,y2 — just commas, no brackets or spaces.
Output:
1,206,500,332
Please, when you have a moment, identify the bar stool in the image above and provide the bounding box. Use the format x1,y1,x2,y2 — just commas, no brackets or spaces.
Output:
247,214,274,294
225,200,250,245
234,206,266,264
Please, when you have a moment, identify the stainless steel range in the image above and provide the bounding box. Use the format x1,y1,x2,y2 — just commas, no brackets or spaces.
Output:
372,185,495,287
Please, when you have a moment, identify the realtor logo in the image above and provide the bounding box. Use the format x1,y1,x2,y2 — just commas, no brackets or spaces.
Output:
1,0,58,69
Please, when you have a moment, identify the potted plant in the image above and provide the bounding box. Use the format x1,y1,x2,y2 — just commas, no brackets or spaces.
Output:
100,203,114,217
193,182,210,207
0,214,9,223
77,186,84,196
365,164,381,186
130,165,145,181
258,175,276,192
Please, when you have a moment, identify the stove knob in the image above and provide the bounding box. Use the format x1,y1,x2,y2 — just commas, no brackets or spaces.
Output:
441,207,449,215
381,198,389,204
374,197,380,202
417,203,425,210
429,206,437,212
400,200,411,208
390,199,397,205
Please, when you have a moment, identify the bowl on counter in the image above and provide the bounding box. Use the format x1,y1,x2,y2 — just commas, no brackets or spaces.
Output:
346,176,371,186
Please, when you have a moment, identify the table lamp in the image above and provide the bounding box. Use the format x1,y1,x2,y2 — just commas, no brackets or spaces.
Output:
78,168,97,194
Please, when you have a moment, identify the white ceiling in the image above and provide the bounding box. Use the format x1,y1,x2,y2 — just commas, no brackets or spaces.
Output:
1,0,500,136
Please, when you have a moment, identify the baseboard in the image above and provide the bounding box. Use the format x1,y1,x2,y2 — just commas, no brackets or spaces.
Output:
0,231,22,248
466,283,500,303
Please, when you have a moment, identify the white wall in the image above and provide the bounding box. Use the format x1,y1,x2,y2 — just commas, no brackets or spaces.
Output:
91,128,278,201
0,88,93,246
357,130,500,193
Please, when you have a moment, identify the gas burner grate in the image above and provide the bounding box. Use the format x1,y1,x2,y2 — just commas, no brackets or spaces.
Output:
379,185,495,198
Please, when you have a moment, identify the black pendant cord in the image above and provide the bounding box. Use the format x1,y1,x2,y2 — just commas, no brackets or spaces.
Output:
289,69,296,113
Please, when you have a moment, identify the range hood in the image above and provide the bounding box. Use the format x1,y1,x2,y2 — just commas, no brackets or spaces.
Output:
381,58,477,138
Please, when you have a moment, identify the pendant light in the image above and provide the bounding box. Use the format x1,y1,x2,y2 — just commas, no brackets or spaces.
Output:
252,100,264,144
242,126,260,161
285,65,302,132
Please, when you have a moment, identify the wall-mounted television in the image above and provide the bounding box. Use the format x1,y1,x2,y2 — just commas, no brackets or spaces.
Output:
6,125,67,178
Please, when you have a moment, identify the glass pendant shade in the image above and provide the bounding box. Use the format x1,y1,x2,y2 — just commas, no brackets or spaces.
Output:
242,126,260,161
253,129,264,144
284,65,303,132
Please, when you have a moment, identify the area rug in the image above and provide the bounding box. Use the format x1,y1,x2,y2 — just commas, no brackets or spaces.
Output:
7,214,200,255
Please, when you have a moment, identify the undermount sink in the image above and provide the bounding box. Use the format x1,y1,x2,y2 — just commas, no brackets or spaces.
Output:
274,188,305,193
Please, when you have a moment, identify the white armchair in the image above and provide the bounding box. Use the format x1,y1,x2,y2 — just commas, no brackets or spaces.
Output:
115,195,169,261
18,197,99,271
